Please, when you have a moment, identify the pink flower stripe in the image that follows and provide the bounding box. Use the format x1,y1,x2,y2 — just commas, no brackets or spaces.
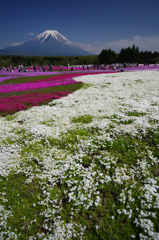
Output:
0,91,71,115
0,71,115,93
0,78,80,93
0,69,60,82
27,66,101,71
28,72,116,84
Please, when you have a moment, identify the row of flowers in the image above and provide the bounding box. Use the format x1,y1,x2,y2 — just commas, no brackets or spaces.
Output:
0,91,71,116
0,78,80,93
1,65,159,117
0,69,60,82
27,66,97,71
0,71,117,116
0,68,117,83
1,65,159,83
0,73,81,116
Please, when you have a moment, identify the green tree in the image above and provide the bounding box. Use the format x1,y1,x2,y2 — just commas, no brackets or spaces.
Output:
0,59,8,67
98,49,117,64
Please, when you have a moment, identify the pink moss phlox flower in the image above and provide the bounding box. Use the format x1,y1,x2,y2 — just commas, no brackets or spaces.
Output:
0,78,79,93
0,69,61,82
0,91,71,115
0,72,114,93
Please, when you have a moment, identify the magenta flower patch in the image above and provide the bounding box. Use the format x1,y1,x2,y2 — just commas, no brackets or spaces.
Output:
0,91,71,116
0,70,117,116
0,78,78,93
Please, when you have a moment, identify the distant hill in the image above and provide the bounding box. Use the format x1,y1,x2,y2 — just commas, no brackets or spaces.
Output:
1,30,93,56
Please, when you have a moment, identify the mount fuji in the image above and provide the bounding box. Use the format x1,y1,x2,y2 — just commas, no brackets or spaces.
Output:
30,30,71,44
1,30,93,56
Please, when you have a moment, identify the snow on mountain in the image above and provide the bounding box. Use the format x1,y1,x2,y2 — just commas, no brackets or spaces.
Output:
31,30,72,44
2,30,93,56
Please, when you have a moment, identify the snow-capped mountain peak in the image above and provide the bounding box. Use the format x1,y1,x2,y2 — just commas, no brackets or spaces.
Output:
2,29,93,56
32,30,71,43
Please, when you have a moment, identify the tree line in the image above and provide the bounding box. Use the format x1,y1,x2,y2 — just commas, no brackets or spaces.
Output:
0,55,98,68
98,45,159,64
0,45,159,67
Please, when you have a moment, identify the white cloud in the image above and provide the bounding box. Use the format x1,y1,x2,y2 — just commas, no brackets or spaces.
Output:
6,35,159,54
66,41,103,54
72,35,159,54
10,42,24,46
95,35,159,54
28,32,35,35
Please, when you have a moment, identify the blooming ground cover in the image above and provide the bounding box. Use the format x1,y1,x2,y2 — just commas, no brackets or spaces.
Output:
0,68,116,83
26,66,97,71
0,69,61,82
0,92,71,116
0,78,78,93
0,70,159,239
0,73,85,116
0,71,114,116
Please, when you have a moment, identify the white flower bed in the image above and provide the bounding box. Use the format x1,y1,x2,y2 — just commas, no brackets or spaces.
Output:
0,71,159,239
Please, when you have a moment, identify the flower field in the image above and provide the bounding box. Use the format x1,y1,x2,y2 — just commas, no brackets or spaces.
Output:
0,73,83,116
0,68,159,239
0,71,115,116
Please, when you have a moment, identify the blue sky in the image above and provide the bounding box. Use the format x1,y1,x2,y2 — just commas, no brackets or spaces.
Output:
0,0,159,54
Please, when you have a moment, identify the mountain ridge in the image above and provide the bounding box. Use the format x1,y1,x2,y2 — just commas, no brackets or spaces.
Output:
0,30,93,56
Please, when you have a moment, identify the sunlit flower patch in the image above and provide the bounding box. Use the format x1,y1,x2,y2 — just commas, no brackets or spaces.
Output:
0,78,79,93
0,71,117,116
0,70,159,239
0,68,116,83
0,69,60,82
0,91,71,116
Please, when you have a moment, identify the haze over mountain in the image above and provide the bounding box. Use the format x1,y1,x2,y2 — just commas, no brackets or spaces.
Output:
0,30,93,56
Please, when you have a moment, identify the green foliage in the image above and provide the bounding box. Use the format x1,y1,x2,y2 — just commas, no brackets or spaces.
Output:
1,47,159,66
5,115,17,121
0,58,8,67
71,115,93,124
126,111,147,117
118,45,139,63
98,49,117,64
151,56,159,63
117,45,159,63
0,172,46,239
0,55,98,67
1,120,159,238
